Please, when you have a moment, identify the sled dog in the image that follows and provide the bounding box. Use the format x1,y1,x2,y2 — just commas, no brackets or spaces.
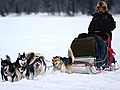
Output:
52,48,74,73
1,54,27,82
15,53,28,79
1,55,13,81
25,52,47,79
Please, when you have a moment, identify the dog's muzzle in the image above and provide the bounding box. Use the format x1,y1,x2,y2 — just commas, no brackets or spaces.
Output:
53,63,58,66
36,63,40,68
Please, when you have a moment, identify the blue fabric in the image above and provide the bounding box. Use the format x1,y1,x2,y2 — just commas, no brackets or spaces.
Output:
93,35,107,68
95,36,107,60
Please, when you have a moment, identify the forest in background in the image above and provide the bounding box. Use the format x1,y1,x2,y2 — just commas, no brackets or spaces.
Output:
0,0,120,16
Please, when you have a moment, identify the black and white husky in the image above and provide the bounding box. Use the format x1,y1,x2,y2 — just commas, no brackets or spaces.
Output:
1,54,27,82
1,52,47,81
15,53,27,79
1,55,14,81
25,52,47,79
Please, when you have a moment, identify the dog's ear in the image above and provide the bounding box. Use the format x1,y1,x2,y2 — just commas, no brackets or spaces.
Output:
54,56,60,59
60,57,63,60
0,58,3,61
18,53,21,58
6,55,11,62
23,52,25,57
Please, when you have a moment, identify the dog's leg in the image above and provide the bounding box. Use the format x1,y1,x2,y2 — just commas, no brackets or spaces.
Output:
12,73,17,82
60,64,66,73
30,66,35,80
29,68,34,80
3,74,8,81
4,75,8,81
67,65,73,74
39,67,45,75
26,65,34,80
16,70,22,81
31,73,34,80
26,67,30,79
1,69,8,81
70,66,73,73
1,70,4,81
52,67,57,73
22,69,27,78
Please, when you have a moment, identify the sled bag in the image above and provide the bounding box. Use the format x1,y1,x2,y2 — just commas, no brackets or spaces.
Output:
71,36,95,57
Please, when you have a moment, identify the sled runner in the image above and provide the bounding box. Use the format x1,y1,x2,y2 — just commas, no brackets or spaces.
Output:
70,33,118,74
72,57,97,74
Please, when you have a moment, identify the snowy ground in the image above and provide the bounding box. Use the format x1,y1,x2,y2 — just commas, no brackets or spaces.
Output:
0,14,120,90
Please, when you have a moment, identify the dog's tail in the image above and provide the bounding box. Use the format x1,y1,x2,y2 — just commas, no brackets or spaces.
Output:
27,52,46,65
6,55,11,62
68,48,74,63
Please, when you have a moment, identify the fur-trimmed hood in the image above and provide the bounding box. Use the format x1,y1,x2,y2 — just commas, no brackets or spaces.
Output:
96,1,108,13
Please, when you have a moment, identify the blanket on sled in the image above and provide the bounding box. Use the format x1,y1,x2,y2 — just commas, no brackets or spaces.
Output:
71,33,107,61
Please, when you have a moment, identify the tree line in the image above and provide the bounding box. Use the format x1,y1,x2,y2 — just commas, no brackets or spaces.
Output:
0,0,120,16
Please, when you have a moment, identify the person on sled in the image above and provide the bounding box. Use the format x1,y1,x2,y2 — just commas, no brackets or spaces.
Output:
88,1,116,41
88,1,116,69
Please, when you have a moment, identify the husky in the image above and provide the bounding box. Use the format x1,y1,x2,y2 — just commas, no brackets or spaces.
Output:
15,52,27,79
1,55,17,82
1,53,28,82
52,48,74,73
25,52,47,79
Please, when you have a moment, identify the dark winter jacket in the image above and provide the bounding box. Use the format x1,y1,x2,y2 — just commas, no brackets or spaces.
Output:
88,12,116,40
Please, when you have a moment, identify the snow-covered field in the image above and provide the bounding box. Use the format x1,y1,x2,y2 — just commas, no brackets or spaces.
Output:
0,14,120,90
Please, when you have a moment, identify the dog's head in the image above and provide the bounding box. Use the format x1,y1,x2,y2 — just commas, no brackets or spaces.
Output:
1,55,11,73
16,53,27,72
52,56,62,67
17,52,27,66
33,57,43,70
17,52,27,61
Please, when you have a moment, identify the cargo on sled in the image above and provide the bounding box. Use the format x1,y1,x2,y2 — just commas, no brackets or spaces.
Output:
70,33,118,74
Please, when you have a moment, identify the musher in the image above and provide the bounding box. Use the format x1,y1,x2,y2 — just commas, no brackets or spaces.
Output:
88,1,116,41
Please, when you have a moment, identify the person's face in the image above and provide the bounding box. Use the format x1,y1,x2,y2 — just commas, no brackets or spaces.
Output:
99,7,104,12
97,6,105,12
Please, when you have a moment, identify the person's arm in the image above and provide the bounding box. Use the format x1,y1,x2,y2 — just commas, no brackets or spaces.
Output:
88,19,95,34
108,14,116,31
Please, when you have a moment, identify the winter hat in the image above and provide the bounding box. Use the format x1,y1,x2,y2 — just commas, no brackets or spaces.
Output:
96,1,108,13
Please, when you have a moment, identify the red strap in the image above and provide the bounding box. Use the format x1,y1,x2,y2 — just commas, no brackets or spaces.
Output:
107,38,111,48
107,37,116,67
107,38,111,45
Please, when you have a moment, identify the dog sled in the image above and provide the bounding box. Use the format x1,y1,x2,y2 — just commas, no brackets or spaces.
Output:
70,33,118,74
